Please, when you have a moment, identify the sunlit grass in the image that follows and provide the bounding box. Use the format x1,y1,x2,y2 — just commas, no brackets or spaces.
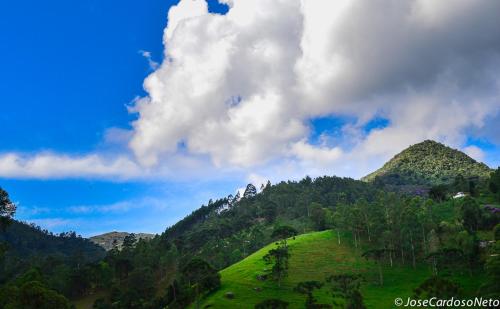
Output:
199,230,484,308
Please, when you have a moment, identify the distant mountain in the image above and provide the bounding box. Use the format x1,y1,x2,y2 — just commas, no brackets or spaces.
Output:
362,140,492,187
89,231,155,251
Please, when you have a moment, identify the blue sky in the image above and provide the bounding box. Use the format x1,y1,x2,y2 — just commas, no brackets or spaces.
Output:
0,0,235,236
1,0,499,236
0,0,168,150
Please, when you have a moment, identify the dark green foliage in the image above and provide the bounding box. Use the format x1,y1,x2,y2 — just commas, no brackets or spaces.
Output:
458,197,482,234
362,249,388,286
489,167,500,201
271,225,298,241
263,244,290,287
0,268,72,309
244,183,258,199
425,248,470,276
0,220,105,286
363,140,491,186
0,186,15,231
86,235,216,308
413,276,462,299
452,175,469,193
294,281,324,308
93,298,110,309
182,258,221,293
0,187,13,262
326,274,365,309
494,224,500,242
8,281,71,309
489,167,500,192
428,185,448,202
122,233,137,250
182,258,221,309
479,240,500,298
255,298,289,309
309,202,328,230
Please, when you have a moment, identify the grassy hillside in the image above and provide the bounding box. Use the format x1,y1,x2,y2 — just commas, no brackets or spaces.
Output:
362,140,492,186
200,230,484,309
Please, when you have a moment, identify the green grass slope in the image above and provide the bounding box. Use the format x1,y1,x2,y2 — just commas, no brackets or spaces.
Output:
362,140,491,186
200,230,483,309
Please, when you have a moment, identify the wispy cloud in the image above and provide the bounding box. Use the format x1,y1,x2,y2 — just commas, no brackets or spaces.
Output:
139,50,159,70
29,218,79,229
0,152,143,180
68,197,169,214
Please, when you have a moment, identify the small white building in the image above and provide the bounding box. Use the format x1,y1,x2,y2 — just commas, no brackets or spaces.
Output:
453,192,466,199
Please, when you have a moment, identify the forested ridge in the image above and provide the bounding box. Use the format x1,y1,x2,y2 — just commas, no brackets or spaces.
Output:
0,141,499,308
0,220,105,281
362,140,492,186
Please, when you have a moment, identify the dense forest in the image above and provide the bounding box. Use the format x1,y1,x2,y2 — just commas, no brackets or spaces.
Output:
0,193,105,308
0,141,499,308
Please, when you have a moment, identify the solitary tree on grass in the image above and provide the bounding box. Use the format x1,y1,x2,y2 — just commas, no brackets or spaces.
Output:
263,246,290,287
271,225,298,247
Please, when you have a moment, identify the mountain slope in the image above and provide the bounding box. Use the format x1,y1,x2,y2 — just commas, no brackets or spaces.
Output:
362,140,492,186
199,230,483,308
163,176,379,270
0,220,105,283
89,231,154,251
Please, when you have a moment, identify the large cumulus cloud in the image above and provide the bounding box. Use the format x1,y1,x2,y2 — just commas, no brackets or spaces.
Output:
129,0,500,176
2,0,499,181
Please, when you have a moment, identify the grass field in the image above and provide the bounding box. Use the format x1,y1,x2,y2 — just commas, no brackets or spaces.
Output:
199,230,484,309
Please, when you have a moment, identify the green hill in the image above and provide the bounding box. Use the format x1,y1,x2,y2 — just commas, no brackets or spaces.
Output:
0,220,105,283
362,140,492,186
199,230,483,309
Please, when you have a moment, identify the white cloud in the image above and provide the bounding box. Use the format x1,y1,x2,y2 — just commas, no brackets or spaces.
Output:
29,218,78,229
139,50,159,70
129,0,500,175
103,127,133,144
0,149,246,181
0,153,142,180
164,0,208,42
291,140,343,167
68,197,169,214
2,0,499,181
463,145,485,162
